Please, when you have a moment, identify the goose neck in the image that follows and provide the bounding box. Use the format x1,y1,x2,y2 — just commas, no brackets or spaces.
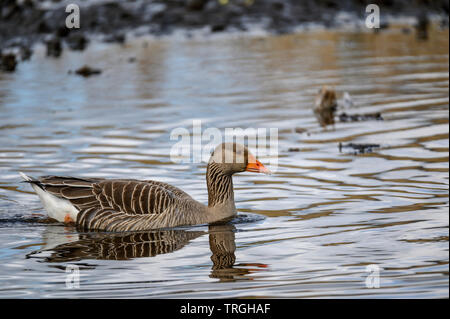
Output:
206,162,235,209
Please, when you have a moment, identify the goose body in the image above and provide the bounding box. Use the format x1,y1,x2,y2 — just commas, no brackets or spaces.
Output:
20,143,269,232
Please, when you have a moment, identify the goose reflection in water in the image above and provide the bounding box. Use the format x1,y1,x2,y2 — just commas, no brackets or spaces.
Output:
26,223,268,281
207,224,267,281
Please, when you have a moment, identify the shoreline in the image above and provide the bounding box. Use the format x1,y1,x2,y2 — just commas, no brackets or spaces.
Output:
1,0,448,72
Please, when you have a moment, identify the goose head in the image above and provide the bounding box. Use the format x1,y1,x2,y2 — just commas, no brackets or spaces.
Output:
209,143,270,176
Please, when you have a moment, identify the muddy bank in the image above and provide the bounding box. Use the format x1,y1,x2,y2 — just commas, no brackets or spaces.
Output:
1,0,449,66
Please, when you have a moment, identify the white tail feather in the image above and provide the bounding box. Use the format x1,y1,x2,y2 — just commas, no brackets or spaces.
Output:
19,171,32,181
19,171,79,223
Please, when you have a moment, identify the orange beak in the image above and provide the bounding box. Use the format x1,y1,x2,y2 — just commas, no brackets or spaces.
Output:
246,159,271,175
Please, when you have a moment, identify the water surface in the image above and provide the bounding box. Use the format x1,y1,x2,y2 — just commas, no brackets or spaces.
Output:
0,25,448,298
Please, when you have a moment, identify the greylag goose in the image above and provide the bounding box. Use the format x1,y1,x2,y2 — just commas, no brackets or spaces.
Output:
313,86,338,127
19,143,270,232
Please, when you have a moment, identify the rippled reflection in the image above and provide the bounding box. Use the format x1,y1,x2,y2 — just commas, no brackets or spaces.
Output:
27,227,205,262
26,223,266,282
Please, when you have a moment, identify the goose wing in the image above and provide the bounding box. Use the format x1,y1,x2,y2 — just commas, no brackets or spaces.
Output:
30,176,193,231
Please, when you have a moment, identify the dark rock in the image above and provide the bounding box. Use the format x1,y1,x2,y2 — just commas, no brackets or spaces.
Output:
415,12,430,40
209,12,230,32
74,65,102,77
321,0,339,9
56,25,71,38
37,20,51,33
161,8,184,25
1,0,20,20
272,1,285,11
66,33,89,51
45,35,62,58
205,2,245,33
0,52,17,72
18,46,32,60
183,12,205,26
186,0,207,11
103,32,126,44
211,23,226,32
2,39,33,61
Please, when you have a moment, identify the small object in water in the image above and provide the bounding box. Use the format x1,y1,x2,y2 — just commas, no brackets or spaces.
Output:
45,35,62,58
66,33,89,51
314,86,338,127
288,148,301,152
128,57,136,63
341,91,354,109
338,112,383,122
415,12,429,40
74,65,102,77
339,142,380,154
0,52,17,72
294,127,307,134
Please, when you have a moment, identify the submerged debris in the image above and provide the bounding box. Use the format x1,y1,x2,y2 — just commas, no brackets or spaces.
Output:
0,51,17,72
339,142,380,154
294,127,308,134
73,65,102,77
338,112,383,122
0,214,56,225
